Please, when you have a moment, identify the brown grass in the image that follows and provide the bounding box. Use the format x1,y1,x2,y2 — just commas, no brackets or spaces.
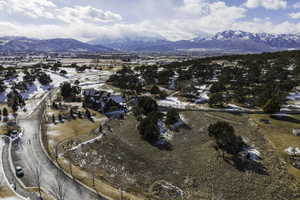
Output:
57,158,145,200
0,186,16,198
250,114,300,184
63,111,299,200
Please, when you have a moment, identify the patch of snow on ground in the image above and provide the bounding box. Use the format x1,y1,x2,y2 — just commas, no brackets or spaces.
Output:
0,197,21,200
226,104,248,111
157,97,188,109
284,92,300,111
243,147,261,161
285,146,300,155
194,85,210,104
67,134,104,152
157,120,173,142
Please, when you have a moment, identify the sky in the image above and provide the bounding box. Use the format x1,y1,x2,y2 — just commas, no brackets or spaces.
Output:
0,0,299,41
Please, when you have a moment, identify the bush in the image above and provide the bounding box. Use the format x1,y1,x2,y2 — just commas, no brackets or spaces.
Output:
208,121,244,155
209,93,225,108
166,109,180,125
138,111,163,144
150,85,160,94
262,96,282,114
137,96,158,115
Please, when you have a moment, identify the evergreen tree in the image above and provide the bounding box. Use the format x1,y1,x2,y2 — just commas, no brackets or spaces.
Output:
208,121,244,155
3,107,8,117
138,111,163,144
85,109,91,119
263,95,282,114
52,114,55,123
58,114,63,122
60,82,72,99
209,93,225,108
166,109,180,125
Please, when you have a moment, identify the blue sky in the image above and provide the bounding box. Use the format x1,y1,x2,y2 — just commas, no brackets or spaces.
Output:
0,0,299,41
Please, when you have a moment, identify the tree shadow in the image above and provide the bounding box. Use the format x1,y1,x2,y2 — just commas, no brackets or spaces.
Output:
271,114,300,124
170,119,192,132
225,155,269,176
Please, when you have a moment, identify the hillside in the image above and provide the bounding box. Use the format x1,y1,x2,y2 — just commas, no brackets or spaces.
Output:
0,37,114,53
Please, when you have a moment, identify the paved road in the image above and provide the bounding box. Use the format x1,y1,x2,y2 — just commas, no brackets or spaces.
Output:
1,137,34,199
14,105,106,200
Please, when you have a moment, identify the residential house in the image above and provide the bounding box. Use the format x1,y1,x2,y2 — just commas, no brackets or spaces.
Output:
83,88,126,118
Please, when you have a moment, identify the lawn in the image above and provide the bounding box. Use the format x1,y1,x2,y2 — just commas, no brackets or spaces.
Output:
46,106,107,158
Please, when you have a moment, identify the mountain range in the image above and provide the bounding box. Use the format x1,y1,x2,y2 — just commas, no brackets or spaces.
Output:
90,30,300,53
0,37,113,53
0,30,300,53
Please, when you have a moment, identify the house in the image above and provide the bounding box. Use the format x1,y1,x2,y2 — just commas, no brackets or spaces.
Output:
83,89,126,118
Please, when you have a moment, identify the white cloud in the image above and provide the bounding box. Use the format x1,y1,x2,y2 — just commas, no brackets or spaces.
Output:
293,2,300,8
0,0,56,18
177,0,209,16
231,19,300,35
0,0,122,23
57,6,122,23
0,0,298,42
167,1,247,39
244,0,287,10
289,12,300,19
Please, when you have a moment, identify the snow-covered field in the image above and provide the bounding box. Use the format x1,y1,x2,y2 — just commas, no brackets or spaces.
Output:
0,71,68,103
0,68,113,104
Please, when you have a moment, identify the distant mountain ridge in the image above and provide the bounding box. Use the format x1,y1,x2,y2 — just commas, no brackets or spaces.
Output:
0,30,300,53
0,37,114,53
90,30,300,53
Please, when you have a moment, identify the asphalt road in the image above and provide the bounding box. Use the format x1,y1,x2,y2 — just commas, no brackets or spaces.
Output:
14,106,106,200
0,138,27,200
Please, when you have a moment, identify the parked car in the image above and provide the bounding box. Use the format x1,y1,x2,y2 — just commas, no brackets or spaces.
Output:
15,166,24,178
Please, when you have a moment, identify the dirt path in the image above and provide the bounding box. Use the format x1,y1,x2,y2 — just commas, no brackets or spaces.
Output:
203,112,243,125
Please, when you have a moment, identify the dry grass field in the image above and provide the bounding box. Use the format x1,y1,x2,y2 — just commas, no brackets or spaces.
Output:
64,111,300,200
251,114,300,183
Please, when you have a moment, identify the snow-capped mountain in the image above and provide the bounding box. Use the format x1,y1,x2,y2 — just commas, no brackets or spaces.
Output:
91,30,300,53
0,37,114,53
204,30,300,49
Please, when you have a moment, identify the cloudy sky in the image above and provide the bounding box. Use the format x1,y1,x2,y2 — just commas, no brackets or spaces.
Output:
0,0,299,41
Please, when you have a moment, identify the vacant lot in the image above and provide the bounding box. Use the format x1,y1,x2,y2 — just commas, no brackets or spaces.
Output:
46,107,106,157
66,111,300,200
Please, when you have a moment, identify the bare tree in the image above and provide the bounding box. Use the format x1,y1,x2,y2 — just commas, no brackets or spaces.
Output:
55,143,60,163
0,173,4,192
31,166,42,197
30,166,42,198
91,166,96,188
49,176,66,200
69,160,73,178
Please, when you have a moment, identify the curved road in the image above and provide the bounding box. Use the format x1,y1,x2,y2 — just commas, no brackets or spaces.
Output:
14,102,106,200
